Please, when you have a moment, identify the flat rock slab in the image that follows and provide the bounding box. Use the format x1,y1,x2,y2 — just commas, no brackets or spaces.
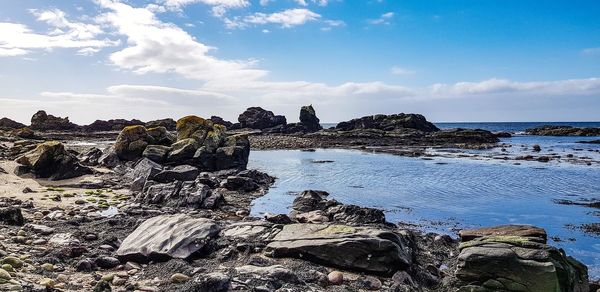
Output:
459,224,547,243
116,214,220,263
266,224,412,274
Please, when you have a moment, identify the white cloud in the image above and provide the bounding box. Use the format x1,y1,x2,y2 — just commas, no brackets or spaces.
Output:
369,12,394,25
295,0,308,6
158,0,249,16
241,8,321,28
390,66,414,76
582,47,600,56
0,9,119,57
430,78,600,97
95,0,266,82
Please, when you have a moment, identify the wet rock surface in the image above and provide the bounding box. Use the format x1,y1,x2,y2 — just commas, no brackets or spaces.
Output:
526,125,600,136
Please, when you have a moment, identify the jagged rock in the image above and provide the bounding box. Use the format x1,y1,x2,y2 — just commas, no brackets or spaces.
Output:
0,117,25,129
79,147,103,166
336,113,439,132
147,126,175,146
30,110,79,131
15,141,92,180
98,146,120,167
84,119,144,132
0,207,24,226
152,165,200,183
238,107,287,129
145,118,176,131
116,214,220,262
327,204,386,225
454,225,589,292
209,116,233,128
220,176,258,191
129,158,163,192
526,125,600,136
176,116,214,142
114,125,151,161
292,190,334,212
142,145,171,163
266,224,412,274
190,272,230,292
299,105,322,131
137,177,210,208
10,127,35,139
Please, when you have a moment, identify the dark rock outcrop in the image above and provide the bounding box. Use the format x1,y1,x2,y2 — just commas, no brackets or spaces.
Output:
238,107,286,130
145,118,176,131
15,141,93,180
299,105,322,131
114,125,152,161
336,113,439,132
428,128,499,144
209,116,233,128
84,119,144,132
0,118,26,129
526,125,600,136
30,110,79,131
10,127,35,139
454,225,588,292
266,223,412,274
0,207,25,226
116,214,220,263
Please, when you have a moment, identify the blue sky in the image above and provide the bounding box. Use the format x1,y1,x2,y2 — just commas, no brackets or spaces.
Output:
1,0,599,124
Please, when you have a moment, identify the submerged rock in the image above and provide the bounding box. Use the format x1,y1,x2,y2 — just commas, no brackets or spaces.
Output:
15,141,92,180
116,214,220,263
454,225,588,292
266,224,412,274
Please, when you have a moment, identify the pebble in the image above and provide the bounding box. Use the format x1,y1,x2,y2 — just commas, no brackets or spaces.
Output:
2,256,23,268
171,273,190,283
57,274,69,283
0,268,11,280
113,276,127,286
328,271,344,285
39,278,55,288
95,256,120,269
1,264,14,272
101,273,115,282
40,263,54,271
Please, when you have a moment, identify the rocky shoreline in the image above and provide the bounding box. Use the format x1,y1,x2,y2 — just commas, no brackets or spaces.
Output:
0,109,598,291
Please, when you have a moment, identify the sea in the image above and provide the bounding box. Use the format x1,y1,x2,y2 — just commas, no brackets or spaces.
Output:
248,122,600,278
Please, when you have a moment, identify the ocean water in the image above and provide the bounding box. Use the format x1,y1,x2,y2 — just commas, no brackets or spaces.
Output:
248,122,600,278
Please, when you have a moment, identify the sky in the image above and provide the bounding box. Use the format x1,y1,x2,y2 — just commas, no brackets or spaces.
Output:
0,0,599,124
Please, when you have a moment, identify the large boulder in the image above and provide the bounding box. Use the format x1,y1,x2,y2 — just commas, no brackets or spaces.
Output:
0,207,24,226
15,141,92,180
10,127,35,139
114,125,152,161
454,225,589,292
526,125,600,136
176,115,214,142
238,107,287,129
299,105,322,132
266,224,412,274
146,126,175,146
30,110,79,131
83,119,144,132
209,116,233,128
116,214,220,263
336,113,439,132
0,118,26,129
145,118,176,131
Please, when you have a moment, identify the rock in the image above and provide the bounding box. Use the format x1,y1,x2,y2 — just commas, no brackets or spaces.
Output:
209,116,233,128
265,213,293,224
129,158,163,192
92,280,112,292
299,105,322,132
142,145,171,163
79,147,103,166
145,118,176,131
220,176,258,191
328,204,386,224
114,125,151,161
15,141,93,180
84,119,144,132
238,107,287,129
40,263,54,271
428,128,499,144
291,190,384,224
454,225,589,292
11,127,35,139
98,146,120,167
526,125,600,136
75,259,94,272
30,110,79,131
2,256,23,269
25,223,54,235
116,214,220,262
39,278,55,288
459,225,547,243
266,224,412,274
167,138,198,163
0,268,11,281
152,165,200,183
0,207,24,226
171,273,190,283
328,271,343,285
0,117,25,129
190,272,230,292
176,116,213,142
295,210,330,223
337,113,439,132
236,265,298,283
532,144,542,152
147,126,175,146
292,190,333,212
95,257,120,269
358,276,382,290
136,180,210,208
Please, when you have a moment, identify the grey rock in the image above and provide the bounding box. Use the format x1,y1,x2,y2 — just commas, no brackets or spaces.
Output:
152,165,200,183
266,224,412,274
142,145,171,163
190,272,230,292
116,214,220,262
129,158,162,192
95,256,120,269
220,176,258,191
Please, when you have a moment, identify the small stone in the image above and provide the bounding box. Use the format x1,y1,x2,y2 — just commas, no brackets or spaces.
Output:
0,268,11,280
533,144,542,152
2,256,23,268
92,280,111,292
1,264,13,272
84,233,97,241
41,263,54,271
95,256,120,269
76,259,93,272
171,273,190,283
57,274,68,283
112,276,126,286
328,271,343,285
101,273,115,282
359,276,382,290
33,212,44,220
39,278,55,288
17,230,26,237
124,261,141,271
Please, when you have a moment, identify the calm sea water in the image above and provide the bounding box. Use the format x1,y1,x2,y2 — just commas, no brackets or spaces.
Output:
249,122,600,278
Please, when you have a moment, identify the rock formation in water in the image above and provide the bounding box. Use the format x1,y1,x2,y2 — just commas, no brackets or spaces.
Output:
336,113,440,132
526,125,600,136
238,107,287,130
